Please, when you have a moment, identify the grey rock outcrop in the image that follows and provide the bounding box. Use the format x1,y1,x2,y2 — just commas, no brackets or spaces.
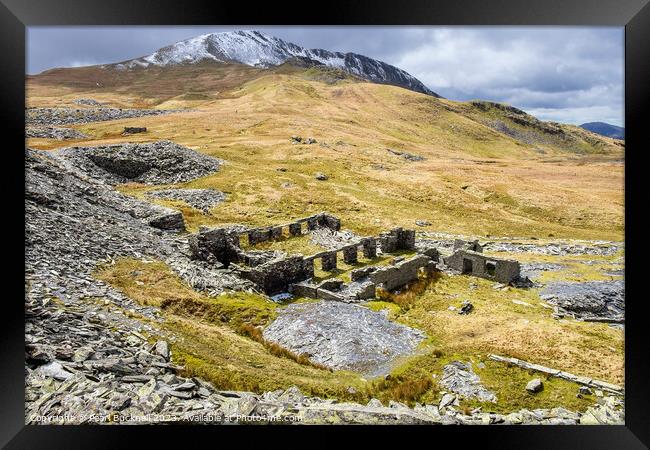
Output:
386,148,425,162
74,98,104,106
439,361,497,402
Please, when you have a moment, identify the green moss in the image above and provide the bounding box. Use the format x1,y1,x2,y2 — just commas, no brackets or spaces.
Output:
364,300,402,317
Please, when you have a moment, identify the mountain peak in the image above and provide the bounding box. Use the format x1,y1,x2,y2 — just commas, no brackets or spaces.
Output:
110,30,440,97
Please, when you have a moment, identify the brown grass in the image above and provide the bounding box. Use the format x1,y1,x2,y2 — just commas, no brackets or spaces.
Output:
376,271,441,310
236,322,332,371
367,375,433,404
27,65,624,241
402,274,624,385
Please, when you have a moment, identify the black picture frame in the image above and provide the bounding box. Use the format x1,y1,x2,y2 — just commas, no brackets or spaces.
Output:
2,0,648,447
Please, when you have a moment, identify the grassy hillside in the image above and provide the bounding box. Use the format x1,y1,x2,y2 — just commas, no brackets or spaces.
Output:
27,63,624,240
29,62,624,413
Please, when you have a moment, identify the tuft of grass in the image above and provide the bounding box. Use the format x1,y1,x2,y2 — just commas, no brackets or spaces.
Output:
366,375,433,405
236,322,332,371
457,359,595,414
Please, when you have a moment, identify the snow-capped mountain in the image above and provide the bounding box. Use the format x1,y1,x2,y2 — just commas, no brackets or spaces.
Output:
110,30,439,97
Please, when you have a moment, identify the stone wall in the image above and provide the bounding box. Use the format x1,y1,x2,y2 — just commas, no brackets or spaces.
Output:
241,212,341,246
378,228,416,253
453,239,483,253
364,255,436,291
238,256,314,295
443,250,520,284
123,127,147,134
293,255,436,302
188,226,242,266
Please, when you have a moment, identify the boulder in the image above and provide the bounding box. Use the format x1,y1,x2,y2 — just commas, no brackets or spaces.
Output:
153,340,170,361
526,378,543,393
458,300,474,315
147,207,185,232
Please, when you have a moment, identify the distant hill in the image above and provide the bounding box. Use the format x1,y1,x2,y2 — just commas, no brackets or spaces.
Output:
580,122,625,140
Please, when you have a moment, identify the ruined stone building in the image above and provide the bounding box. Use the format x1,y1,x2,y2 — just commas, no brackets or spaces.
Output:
187,213,438,298
188,213,522,299
444,247,520,284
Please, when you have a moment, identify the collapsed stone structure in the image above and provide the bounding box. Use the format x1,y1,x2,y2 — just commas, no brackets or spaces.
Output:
444,241,520,284
188,213,437,297
293,254,436,302
189,213,524,296
378,227,416,253
188,213,341,295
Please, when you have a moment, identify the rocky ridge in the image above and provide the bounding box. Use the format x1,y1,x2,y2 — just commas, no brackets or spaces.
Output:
111,30,439,97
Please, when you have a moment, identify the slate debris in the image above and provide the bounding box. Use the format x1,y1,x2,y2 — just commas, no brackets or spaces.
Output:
146,188,227,213
540,280,624,321
56,140,223,185
439,361,497,403
262,301,426,377
26,107,184,126
26,126,88,140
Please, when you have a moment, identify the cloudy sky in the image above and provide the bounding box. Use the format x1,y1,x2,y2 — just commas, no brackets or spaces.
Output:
27,26,624,126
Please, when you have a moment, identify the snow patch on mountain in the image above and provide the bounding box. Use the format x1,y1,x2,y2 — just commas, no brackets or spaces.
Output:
109,30,439,97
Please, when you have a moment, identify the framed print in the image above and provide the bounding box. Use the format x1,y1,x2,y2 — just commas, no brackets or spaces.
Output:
2,0,649,447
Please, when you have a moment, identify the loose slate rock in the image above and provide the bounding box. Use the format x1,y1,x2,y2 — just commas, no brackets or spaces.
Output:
146,188,226,213
56,140,222,185
458,300,474,315
262,301,425,376
439,361,497,402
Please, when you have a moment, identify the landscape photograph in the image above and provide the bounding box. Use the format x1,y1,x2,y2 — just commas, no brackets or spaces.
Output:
25,26,625,425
